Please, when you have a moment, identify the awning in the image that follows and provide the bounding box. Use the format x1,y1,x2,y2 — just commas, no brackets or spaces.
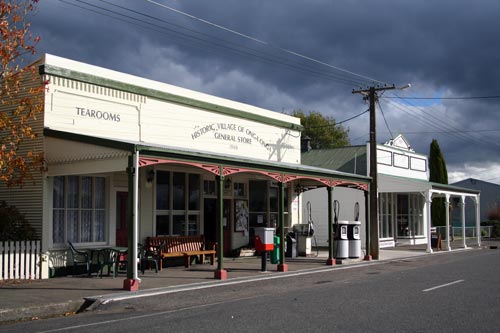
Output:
44,128,370,189
378,174,431,193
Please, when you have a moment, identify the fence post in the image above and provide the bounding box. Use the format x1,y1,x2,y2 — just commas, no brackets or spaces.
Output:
0,240,42,280
0,241,4,280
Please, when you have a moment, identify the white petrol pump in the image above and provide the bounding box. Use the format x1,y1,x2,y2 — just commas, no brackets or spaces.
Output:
333,200,361,260
293,201,316,256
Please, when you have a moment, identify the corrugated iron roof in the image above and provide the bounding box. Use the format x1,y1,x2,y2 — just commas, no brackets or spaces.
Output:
301,145,367,175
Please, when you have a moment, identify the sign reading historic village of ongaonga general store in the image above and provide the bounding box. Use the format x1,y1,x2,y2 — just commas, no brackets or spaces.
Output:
190,122,273,153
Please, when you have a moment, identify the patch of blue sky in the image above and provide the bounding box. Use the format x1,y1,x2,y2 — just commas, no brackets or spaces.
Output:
399,88,445,107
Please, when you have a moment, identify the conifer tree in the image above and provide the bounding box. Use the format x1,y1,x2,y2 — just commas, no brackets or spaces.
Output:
429,139,448,226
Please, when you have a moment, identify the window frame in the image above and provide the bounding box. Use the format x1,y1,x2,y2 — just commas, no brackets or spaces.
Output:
154,170,201,236
52,175,108,247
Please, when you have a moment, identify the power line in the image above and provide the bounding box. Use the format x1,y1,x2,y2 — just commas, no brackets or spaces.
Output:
382,97,500,152
382,95,500,100
385,92,481,143
337,108,370,125
59,1,500,161
376,100,394,139
386,129,500,134
144,0,386,86
62,0,372,87
100,0,365,85
349,133,369,144
379,93,500,153
303,108,370,129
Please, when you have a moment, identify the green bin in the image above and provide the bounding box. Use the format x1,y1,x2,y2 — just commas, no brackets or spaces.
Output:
270,235,280,264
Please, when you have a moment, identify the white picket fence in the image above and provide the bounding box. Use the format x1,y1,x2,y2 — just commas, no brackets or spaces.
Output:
0,240,42,280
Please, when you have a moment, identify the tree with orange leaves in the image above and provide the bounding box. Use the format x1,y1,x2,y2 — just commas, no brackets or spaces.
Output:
0,0,44,187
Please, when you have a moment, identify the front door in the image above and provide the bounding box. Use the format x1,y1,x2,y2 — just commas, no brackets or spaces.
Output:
204,199,217,244
204,198,232,256
116,191,128,247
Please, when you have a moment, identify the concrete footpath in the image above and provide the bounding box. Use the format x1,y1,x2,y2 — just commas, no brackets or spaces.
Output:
1,241,496,325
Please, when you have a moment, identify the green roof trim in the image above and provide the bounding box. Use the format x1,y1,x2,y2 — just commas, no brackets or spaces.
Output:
39,64,303,132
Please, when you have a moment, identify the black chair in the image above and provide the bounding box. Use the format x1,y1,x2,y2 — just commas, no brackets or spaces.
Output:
67,241,91,276
97,248,118,278
139,243,160,274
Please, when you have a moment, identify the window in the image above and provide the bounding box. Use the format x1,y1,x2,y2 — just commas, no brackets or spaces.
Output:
269,186,278,229
155,171,201,236
379,193,394,239
52,176,106,245
249,180,267,227
156,170,170,210
396,194,424,237
248,180,289,228
397,195,410,236
233,182,245,198
380,193,424,239
203,180,216,196
188,174,200,210
173,172,185,210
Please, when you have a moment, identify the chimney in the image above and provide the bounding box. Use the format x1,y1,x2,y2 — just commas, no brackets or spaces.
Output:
301,136,311,153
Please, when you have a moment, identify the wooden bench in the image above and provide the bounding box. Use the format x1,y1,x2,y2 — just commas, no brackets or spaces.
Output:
146,235,216,270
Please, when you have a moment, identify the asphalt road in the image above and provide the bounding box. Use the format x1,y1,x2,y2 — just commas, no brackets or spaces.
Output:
2,248,499,332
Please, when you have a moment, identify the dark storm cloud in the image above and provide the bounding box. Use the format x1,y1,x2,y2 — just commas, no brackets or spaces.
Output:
173,0,500,93
30,0,500,182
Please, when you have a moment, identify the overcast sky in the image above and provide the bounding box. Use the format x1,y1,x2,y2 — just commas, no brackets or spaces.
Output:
30,0,500,184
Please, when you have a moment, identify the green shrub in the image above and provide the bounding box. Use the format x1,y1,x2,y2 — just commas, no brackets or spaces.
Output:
0,201,36,241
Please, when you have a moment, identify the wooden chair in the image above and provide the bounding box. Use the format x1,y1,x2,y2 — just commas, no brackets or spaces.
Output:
67,241,91,276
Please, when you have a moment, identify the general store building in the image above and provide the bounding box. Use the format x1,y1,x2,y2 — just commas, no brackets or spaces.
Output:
0,54,370,283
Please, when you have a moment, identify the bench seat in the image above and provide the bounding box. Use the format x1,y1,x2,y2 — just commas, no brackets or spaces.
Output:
146,235,216,270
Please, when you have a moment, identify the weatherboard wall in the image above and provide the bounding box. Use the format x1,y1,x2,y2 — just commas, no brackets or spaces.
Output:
41,54,302,164
0,70,45,239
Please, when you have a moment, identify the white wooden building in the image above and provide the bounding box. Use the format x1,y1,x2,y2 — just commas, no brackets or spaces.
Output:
0,54,370,282
302,134,481,253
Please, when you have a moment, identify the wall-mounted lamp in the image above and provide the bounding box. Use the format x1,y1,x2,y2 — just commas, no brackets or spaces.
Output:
145,169,155,189
224,177,232,190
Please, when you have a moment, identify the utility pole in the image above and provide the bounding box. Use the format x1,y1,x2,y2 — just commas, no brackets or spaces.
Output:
352,85,395,260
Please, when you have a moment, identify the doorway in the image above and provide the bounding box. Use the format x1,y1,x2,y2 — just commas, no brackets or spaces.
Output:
116,191,128,247
204,199,217,244
204,198,232,256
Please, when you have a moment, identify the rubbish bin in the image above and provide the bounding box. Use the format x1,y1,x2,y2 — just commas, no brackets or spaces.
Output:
286,232,297,258
348,221,361,258
334,221,349,259
270,235,280,264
